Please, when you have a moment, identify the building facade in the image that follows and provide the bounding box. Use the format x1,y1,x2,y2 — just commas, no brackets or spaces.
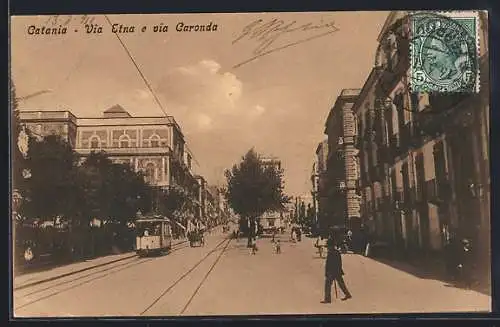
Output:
259,156,286,230
324,89,362,232
19,105,203,225
260,156,282,171
313,140,329,233
356,11,490,283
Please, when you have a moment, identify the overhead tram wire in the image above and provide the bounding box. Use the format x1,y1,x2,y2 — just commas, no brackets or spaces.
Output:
103,15,167,117
103,15,202,173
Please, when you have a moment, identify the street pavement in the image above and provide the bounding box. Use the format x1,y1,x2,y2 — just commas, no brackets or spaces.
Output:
13,230,491,317
13,238,189,290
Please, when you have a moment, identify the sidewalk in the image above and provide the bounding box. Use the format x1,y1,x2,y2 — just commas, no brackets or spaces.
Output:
13,239,188,290
371,252,491,296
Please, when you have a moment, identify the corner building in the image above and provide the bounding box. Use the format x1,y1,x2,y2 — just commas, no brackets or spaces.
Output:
19,105,202,223
356,11,490,284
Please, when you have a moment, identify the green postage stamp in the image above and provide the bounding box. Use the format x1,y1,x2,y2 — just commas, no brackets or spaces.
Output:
410,11,480,93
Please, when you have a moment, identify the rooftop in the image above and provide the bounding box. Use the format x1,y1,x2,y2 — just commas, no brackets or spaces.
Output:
104,104,128,114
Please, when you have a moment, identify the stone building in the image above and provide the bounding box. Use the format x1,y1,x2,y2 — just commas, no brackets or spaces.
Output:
260,156,282,171
19,105,203,224
312,139,328,233
324,89,362,232
356,11,490,284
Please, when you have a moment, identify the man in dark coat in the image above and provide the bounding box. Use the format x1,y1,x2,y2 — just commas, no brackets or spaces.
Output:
322,239,352,303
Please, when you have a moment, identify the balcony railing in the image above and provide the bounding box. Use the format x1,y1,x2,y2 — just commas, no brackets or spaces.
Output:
375,197,383,212
400,123,411,148
389,134,402,158
394,186,417,210
75,146,171,156
378,145,391,164
425,178,453,205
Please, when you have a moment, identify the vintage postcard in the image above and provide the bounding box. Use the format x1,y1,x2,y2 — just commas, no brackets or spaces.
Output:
10,10,490,317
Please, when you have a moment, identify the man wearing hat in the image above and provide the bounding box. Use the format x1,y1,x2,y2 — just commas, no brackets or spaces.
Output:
321,238,352,303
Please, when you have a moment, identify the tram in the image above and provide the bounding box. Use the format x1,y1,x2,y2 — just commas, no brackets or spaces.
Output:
135,216,173,257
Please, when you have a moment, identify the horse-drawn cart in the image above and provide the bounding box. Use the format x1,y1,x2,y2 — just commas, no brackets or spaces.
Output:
188,230,205,247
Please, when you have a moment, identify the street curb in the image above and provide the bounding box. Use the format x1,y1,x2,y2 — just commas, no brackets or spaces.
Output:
13,239,188,291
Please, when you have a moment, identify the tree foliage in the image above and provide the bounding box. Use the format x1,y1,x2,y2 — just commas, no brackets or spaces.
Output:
21,143,152,228
224,148,288,221
11,80,26,192
21,134,79,221
158,187,190,219
79,151,152,224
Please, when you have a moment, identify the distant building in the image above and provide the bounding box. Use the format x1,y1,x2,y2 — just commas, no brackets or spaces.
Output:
324,89,362,232
260,156,282,171
259,156,285,232
19,106,202,223
313,140,329,232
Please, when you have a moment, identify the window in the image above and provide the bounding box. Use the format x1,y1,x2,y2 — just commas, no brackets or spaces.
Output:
149,134,160,147
119,134,130,148
145,162,156,184
90,136,100,149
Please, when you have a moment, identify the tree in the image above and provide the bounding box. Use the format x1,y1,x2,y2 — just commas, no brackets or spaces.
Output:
78,151,152,254
224,148,288,246
11,80,30,196
21,134,80,222
80,151,152,225
158,186,190,220
299,201,306,224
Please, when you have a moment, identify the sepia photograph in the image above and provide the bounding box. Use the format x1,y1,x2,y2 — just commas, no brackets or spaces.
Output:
10,10,491,317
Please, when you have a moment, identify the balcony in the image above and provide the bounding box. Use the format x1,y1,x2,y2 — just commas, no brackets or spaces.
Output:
394,187,416,210
378,145,392,164
76,145,171,156
415,181,425,204
374,197,383,212
369,164,385,182
425,178,453,205
428,93,470,112
389,134,403,158
400,123,411,148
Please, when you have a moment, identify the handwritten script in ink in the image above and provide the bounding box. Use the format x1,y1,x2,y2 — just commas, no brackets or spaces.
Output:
232,18,340,68
45,15,97,27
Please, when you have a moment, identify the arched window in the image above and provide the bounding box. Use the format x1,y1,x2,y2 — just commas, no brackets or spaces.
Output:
119,134,130,148
145,162,156,184
149,134,160,148
89,136,100,149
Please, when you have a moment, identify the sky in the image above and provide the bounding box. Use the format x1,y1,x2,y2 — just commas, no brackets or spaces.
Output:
11,11,389,197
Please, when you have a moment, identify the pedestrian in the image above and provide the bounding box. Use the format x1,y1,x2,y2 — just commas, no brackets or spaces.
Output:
316,236,327,258
458,238,474,288
275,239,281,254
322,239,352,303
291,229,297,242
250,238,258,255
